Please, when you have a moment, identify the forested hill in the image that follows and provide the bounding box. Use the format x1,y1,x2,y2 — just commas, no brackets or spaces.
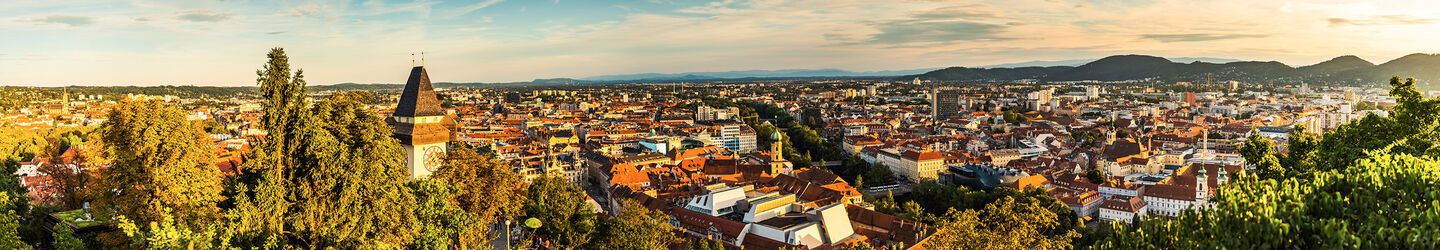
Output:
913,53,1440,85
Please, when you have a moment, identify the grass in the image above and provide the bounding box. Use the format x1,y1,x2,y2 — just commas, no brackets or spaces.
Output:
50,209,105,229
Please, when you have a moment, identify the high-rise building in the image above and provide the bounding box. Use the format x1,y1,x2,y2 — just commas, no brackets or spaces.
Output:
1085,86,1100,99
933,89,963,120
696,105,738,121
503,92,522,103
1184,92,1197,106
391,66,456,180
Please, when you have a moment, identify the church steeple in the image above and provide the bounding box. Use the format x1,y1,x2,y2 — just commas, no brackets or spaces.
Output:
770,131,784,162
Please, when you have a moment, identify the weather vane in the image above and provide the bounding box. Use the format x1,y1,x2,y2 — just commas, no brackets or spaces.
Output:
411,53,416,67
421,51,426,67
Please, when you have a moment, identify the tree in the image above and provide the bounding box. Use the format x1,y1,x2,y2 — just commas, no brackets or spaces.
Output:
34,128,98,210
93,100,225,228
0,192,24,249
837,241,877,250
228,48,419,248
111,211,228,249
1237,129,1276,166
853,175,865,189
588,200,682,249
1102,76,1440,248
226,47,309,246
1282,125,1319,176
865,163,897,187
409,179,484,249
924,196,1078,250
521,175,597,249
51,223,85,250
1100,151,1440,248
284,93,419,247
1085,168,1106,185
431,147,526,222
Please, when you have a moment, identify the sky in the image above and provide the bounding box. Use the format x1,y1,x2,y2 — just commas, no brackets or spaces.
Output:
2,0,1440,86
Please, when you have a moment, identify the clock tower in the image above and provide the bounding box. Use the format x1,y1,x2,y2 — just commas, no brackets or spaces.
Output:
390,66,455,180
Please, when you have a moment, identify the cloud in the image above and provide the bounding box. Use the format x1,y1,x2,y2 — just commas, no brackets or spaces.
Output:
862,4,1013,44
1328,15,1438,27
451,0,504,17
28,14,95,27
266,31,286,35
869,20,1008,44
913,4,1009,20
176,10,233,22
1140,33,1268,42
283,5,320,17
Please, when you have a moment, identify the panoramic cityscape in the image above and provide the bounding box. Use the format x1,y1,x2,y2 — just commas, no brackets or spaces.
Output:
3,0,1440,249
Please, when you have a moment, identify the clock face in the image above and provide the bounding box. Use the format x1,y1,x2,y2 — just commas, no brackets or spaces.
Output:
423,146,444,172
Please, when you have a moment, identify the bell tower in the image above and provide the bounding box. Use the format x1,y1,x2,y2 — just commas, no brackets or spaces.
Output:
770,131,784,162
391,66,455,180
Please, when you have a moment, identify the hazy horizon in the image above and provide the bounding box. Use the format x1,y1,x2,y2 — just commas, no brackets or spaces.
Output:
4,0,1439,87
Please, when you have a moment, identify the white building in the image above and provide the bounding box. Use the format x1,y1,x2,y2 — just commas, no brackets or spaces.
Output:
685,184,751,216
1098,195,1148,223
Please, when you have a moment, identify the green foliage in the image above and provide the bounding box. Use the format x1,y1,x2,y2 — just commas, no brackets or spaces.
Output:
588,200,682,249
1085,168,1106,185
864,163,898,187
16,205,63,248
201,120,225,135
228,48,419,248
521,175,597,249
1104,76,1440,248
1100,151,1440,248
924,196,1079,250
1004,110,1026,124
0,192,25,249
687,238,724,250
890,181,1080,248
226,48,308,246
112,211,229,249
1237,129,1277,166
51,223,84,250
432,147,526,222
94,100,225,228
0,160,29,215
409,179,485,249
285,93,420,247
837,241,877,250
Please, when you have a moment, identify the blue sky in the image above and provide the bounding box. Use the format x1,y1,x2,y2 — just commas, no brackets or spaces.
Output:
3,0,1439,86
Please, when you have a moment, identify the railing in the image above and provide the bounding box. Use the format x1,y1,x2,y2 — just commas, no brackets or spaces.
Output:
867,184,901,192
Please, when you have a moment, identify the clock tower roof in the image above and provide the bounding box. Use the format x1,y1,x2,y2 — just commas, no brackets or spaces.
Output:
394,66,445,117
390,66,455,145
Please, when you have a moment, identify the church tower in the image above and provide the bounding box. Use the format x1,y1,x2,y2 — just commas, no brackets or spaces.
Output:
391,66,455,180
767,131,792,175
770,131,785,162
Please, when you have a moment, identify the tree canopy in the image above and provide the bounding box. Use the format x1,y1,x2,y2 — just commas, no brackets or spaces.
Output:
94,100,225,229
520,175,597,249
1108,76,1440,248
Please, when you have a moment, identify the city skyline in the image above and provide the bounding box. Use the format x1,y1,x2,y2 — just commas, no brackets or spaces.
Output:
4,0,1440,87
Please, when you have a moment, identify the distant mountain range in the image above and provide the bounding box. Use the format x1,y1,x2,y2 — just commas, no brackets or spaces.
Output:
914,54,1440,85
302,53,1440,91
579,68,940,81
977,57,1239,68
573,57,1246,82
